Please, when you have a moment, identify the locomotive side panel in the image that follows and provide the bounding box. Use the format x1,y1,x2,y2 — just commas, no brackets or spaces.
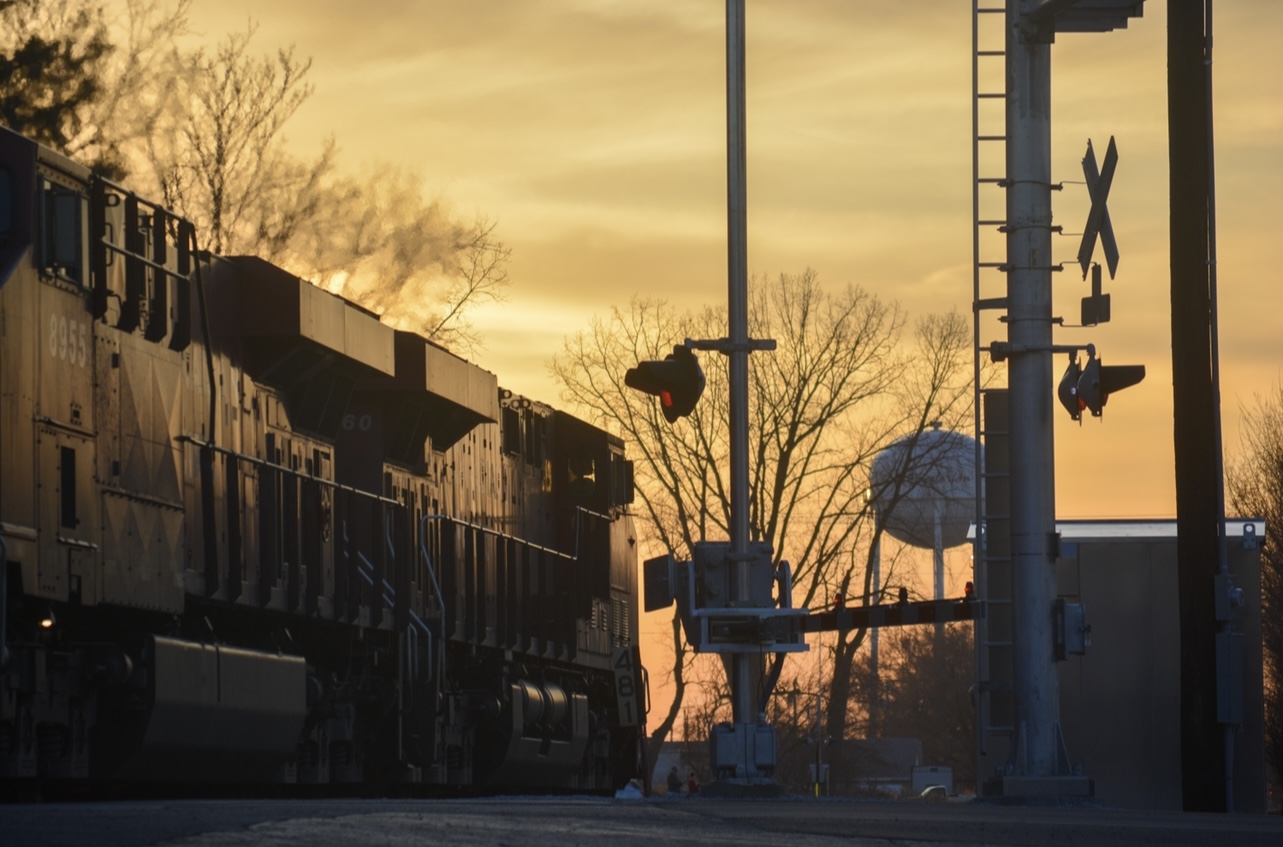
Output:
0,131,39,567
98,330,187,613
0,271,38,566
2,137,113,617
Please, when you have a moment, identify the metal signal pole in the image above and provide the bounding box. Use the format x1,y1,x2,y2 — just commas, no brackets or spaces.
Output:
1004,0,1062,782
725,0,754,730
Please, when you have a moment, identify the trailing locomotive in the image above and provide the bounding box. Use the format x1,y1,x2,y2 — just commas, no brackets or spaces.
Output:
0,126,644,791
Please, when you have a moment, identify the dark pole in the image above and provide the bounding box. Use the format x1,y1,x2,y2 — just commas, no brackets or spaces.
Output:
1168,0,1224,813
725,0,754,730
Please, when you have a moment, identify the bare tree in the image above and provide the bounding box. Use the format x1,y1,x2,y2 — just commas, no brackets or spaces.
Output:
550,269,975,773
872,623,976,787
821,310,976,740
286,165,511,357
1226,383,1283,784
1,0,187,179
143,22,319,255
7,4,510,351
92,0,191,176
1,0,112,159
419,216,512,354
1,0,193,179
131,19,510,355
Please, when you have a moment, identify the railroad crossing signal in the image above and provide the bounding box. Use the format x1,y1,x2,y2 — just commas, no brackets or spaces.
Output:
1077,136,1119,280
1058,354,1085,421
1058,350,1145,421
1082,263,1111,326
625,344,705,423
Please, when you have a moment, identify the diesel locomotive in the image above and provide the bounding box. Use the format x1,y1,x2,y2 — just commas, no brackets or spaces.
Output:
0,126,645,791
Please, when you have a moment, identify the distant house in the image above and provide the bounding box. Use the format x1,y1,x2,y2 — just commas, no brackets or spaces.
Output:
827,738,922,796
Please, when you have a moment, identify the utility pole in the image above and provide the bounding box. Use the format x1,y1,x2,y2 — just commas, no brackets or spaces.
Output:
1168,0,1227,813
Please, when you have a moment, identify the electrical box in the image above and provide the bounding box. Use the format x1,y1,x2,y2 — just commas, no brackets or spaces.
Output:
1054,596,1089,660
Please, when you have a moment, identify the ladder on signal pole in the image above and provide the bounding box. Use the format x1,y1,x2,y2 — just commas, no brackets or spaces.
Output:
971,0,1015,774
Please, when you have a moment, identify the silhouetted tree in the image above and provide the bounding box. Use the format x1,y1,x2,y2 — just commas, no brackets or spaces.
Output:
141,22,317,255
1226,384,1283,786
1,0,112,162
551,269,975,775
282,165,511,356
0,4,512,355
0,0,189,178
131,21,509,355
873,623,976,787
822,311,975,740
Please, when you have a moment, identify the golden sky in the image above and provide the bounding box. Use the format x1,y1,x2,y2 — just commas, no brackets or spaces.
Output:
180,0,1282,524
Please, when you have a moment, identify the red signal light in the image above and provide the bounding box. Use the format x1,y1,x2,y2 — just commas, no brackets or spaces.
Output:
624,346,705,424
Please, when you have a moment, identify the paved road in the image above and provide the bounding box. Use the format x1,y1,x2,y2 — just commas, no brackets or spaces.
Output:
2,795,1281,847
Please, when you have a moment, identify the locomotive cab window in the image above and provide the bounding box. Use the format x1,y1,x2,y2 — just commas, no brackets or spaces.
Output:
502,406,520,455
525,412,545,466
567,453,595,499
39,180,88,287
611,453,635,507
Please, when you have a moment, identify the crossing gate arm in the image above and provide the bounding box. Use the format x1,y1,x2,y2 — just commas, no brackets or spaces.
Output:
802,598,985,634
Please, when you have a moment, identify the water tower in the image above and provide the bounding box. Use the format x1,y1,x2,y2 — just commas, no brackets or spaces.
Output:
869,423,978,601
862,424,977,738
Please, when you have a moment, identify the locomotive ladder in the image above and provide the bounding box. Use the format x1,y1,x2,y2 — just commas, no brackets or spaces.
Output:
970,0,1016,764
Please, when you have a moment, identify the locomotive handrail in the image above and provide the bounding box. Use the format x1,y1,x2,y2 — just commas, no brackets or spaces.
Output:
383,512,397,561
354,551,396,610
100,237,190,281
97,483,184,511
352,551,433,639
362,556,438,734
186,435,438,654
415,517,450,684
381,512,438,685
416,516,451,623
96,174,187,221
91,177,193,288
419,505,612,566
418,514,572,563
180,441,619,543
178,436,401,506
34,414,96,440
413,506,618,683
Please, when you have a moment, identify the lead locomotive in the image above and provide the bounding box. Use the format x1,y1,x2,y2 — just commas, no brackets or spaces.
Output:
0,126,644,790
